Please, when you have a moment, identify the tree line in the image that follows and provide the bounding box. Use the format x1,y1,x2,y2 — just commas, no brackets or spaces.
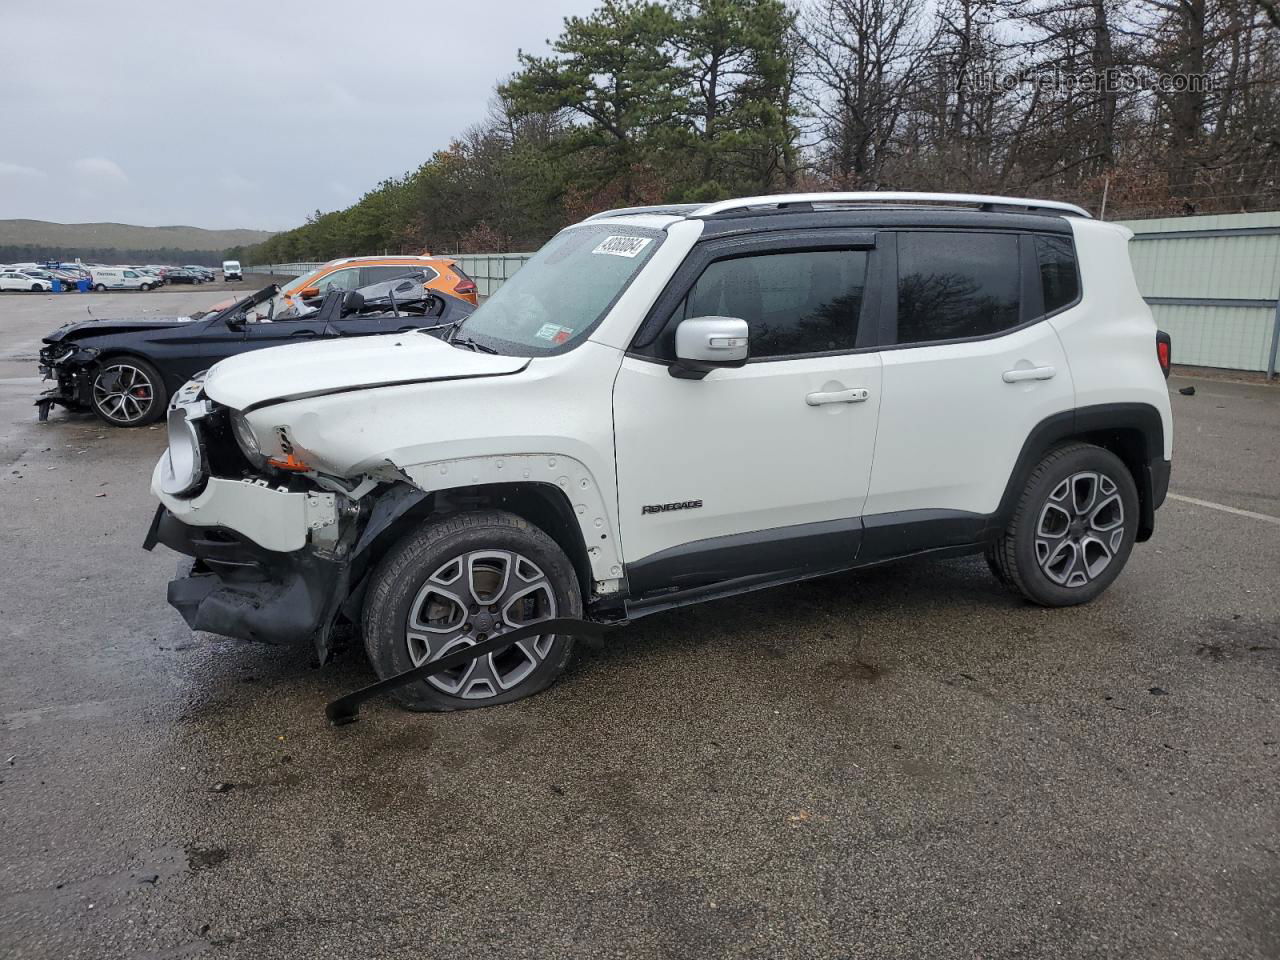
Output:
231,0,1279,264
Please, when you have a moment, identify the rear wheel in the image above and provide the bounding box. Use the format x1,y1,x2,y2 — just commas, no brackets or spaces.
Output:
363,510,581,711
90,356,167,427
94,283,106,291
990,443,1139,606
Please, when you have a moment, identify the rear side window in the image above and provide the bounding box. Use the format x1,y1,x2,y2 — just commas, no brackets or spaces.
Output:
361,265,436,286
685,250,868,358
1036,235,1079,313
895,232,1020,344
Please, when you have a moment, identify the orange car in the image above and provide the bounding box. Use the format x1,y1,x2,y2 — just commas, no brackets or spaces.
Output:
279,255,478,310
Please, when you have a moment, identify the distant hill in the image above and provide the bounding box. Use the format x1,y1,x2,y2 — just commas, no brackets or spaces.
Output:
0,219,274,252
0,219,275,266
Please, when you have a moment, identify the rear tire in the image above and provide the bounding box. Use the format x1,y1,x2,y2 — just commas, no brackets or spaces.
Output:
94,283,106,291
990,443,1139,606
363,510,581,712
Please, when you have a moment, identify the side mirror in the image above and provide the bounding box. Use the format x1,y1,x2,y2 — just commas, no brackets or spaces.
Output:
671,316,749,379
299,286,320,299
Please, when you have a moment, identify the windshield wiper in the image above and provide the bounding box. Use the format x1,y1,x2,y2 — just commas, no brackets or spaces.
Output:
451,335,498,354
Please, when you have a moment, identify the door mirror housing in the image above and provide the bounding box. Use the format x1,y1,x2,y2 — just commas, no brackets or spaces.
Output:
671,316,750,379
299,286,320,299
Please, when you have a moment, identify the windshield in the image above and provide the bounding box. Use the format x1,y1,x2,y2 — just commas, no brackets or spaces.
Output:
457,223,664,356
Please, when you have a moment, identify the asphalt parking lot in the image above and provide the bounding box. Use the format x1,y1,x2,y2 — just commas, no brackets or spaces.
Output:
1,289,1277,959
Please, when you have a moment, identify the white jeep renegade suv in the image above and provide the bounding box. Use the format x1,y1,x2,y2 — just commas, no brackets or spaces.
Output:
146,192,1173,711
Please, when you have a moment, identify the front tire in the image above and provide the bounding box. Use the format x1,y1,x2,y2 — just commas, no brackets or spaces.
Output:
90,356,167,427
363,510,581,711
990,443,1139,606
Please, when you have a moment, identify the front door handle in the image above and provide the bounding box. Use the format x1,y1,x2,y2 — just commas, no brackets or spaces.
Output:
806,387,870,406
1002,365,1056,383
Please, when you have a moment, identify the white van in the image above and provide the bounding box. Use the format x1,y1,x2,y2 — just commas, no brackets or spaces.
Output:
222,260,242,281
90,267,156,292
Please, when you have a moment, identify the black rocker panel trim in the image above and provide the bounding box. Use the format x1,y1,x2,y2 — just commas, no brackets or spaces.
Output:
857,509,991,566
625,517,861,599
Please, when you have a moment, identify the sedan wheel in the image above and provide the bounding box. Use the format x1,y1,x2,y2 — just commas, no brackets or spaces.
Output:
91,359,166,427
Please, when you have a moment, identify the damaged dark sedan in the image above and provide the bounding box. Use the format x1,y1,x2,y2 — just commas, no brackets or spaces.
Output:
37,275,476,427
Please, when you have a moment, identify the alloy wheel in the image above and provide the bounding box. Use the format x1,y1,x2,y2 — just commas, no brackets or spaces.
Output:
1034,471,1126,587
405,549,558,700
92,362,156,425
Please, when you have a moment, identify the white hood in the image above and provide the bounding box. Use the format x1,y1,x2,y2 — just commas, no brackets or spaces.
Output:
203,331,528,411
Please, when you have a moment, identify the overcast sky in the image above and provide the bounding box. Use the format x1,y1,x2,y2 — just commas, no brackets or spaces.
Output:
0,0,597,232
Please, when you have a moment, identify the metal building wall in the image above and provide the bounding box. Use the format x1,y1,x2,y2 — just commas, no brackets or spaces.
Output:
1117,211,1280,375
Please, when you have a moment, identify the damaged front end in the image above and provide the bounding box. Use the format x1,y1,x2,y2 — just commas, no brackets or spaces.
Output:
145,383,427,662
36,341,99,420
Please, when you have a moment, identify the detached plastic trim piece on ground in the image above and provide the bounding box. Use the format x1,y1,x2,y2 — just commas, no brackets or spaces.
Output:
324,617,626,725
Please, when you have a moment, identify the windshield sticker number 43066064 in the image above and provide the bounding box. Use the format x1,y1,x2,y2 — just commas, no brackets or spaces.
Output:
592,236,652,258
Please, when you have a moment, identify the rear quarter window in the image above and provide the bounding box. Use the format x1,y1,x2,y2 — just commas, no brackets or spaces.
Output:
1035,235,1080,313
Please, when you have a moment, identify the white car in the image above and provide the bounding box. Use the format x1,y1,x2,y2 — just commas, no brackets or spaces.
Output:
148,191,1174,713
0,269,52,292
222,259,242,281
90,267,157,291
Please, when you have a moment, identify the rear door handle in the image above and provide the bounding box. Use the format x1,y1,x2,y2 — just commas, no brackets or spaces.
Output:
806,387,870,406
1002,365,1056,383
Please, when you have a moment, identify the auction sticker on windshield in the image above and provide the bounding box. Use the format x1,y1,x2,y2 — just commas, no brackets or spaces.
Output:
592,236,652,258
535,323,574,344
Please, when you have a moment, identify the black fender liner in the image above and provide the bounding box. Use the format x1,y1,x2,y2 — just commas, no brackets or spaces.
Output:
995,402,1169,542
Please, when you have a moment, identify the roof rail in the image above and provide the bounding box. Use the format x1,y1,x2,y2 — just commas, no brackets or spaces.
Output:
691,192,1092,219
586,203,703,221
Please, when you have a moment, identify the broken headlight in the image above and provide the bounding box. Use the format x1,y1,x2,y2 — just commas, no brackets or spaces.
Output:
229,408,266,469
159,407,204,496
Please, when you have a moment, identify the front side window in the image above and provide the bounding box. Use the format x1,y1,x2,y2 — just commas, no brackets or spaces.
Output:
1036,235,1079,314
896,232,1021,344
684,249,867,358
456,224,663,356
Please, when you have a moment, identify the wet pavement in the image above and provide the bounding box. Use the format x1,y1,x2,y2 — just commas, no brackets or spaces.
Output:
1,291,1278,958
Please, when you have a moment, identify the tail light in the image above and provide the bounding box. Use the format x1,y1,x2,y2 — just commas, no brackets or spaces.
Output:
454,278,477,296
1156,330,1171,378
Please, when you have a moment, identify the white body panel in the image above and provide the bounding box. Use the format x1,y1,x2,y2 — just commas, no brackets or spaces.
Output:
864,322,1074,517
231,340,628,579
204,330,527,412
1054,219,1173,459
613,353,883,562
